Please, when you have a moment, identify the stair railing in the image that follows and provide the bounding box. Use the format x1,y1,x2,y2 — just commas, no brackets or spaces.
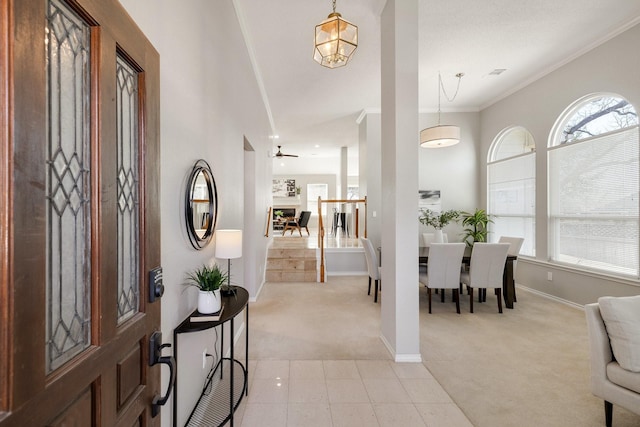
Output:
265,207,272,237
318,199,325,282
317,196,367,283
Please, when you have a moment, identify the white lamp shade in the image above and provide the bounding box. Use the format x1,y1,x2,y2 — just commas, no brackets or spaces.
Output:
420,125,460,148
215,229,242,259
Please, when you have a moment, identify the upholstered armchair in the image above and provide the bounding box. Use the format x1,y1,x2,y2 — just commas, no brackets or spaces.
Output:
585,298,640,427
283,211,311,236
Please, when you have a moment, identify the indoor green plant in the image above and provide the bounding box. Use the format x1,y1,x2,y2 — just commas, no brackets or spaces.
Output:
186,264,228,313
419,209,460,229
460,208,494,246
419,209,460,243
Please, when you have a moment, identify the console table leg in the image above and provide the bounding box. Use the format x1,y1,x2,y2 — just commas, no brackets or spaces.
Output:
245,306,249,396
220,325,224,380
230,318,234,427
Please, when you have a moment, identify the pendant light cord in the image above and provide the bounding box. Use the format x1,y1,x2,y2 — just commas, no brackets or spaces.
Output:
332,0,337,13
437,75,442,125
437,72,464,125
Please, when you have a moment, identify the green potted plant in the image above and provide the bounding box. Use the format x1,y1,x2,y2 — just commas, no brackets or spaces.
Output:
186,264,228,313
419,209,460,242
460,209,494,247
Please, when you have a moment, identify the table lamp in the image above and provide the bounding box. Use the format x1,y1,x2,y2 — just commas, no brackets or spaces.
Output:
215,229,243,295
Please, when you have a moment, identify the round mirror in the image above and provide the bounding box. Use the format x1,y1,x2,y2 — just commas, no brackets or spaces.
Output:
185,159,218,249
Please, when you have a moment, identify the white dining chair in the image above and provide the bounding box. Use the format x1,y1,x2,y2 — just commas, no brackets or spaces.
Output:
422,232,448,246
460,243,510,313
419,243,465,314
498,236,524,255
498,236,524,301
360,237,381,303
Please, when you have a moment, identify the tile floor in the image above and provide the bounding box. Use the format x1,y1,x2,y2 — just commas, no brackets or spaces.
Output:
229,359,472,427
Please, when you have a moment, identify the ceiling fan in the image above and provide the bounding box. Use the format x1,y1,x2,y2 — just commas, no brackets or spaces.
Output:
273,145,298,158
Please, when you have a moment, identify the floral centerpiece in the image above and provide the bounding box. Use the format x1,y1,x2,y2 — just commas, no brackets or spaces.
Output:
419,209,460,229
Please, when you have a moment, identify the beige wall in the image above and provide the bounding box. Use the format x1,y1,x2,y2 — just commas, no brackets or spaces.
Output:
119,1,272,425
479,23,640,303
418,111,480,245
359,25,640,304
118,1,640,421
273,174,338,212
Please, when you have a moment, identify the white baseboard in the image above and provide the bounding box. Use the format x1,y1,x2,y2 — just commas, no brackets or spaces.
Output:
517,284,584,310
379,333,422,363
379,333,394,358
250,280,265,302
394,353,423,363
327,271,368,276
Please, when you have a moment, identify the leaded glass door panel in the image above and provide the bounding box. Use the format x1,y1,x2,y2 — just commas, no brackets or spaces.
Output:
0,0,161,425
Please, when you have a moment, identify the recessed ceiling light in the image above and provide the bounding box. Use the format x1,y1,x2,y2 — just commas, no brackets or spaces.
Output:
269,135,280,139
280,162,285,166
489,69,507,75
314,144,320,148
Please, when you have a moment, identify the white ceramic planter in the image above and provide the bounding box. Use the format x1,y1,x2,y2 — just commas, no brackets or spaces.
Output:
198,289,221,314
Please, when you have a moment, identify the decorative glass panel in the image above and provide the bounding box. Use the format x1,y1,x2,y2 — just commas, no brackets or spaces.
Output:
489,126,535,161
116,55,140,324
557,95,638,145
45,0,91,373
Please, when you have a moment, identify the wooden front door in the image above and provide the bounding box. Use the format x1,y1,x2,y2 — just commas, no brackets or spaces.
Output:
1,0,162,425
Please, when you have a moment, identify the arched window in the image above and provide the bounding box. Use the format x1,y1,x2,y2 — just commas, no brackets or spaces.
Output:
487,126,536,256
548,93,639,277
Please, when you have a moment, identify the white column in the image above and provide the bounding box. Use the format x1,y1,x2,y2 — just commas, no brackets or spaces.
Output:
358,113,382,248
380,0,421,362
340,146,348,200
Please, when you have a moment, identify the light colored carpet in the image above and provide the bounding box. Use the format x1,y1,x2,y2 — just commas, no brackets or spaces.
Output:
249,277,390,360
419,285,640,427
248,276,640,427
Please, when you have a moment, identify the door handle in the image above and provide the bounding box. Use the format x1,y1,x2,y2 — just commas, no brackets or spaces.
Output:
149,331,175,417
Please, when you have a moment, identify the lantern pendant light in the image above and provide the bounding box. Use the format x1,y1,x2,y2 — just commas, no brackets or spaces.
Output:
313,0,358,69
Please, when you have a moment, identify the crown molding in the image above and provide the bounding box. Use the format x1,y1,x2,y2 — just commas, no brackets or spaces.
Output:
482,16,640,110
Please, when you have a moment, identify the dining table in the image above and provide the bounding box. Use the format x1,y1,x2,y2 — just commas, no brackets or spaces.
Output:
419,246,518,309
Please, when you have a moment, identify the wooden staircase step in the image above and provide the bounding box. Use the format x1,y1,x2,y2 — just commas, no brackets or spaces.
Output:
266,247,317,282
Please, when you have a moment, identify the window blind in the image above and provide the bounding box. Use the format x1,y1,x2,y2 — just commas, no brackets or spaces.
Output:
488,153,536,256
548,126,639,277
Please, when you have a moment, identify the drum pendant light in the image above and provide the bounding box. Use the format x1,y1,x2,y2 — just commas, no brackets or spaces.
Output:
421,73,464,148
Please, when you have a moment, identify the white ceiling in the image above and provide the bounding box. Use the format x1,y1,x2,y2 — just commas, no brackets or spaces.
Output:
234,0,640,175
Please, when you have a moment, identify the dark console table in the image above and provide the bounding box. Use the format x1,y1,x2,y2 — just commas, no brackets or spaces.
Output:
173,287,249,427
